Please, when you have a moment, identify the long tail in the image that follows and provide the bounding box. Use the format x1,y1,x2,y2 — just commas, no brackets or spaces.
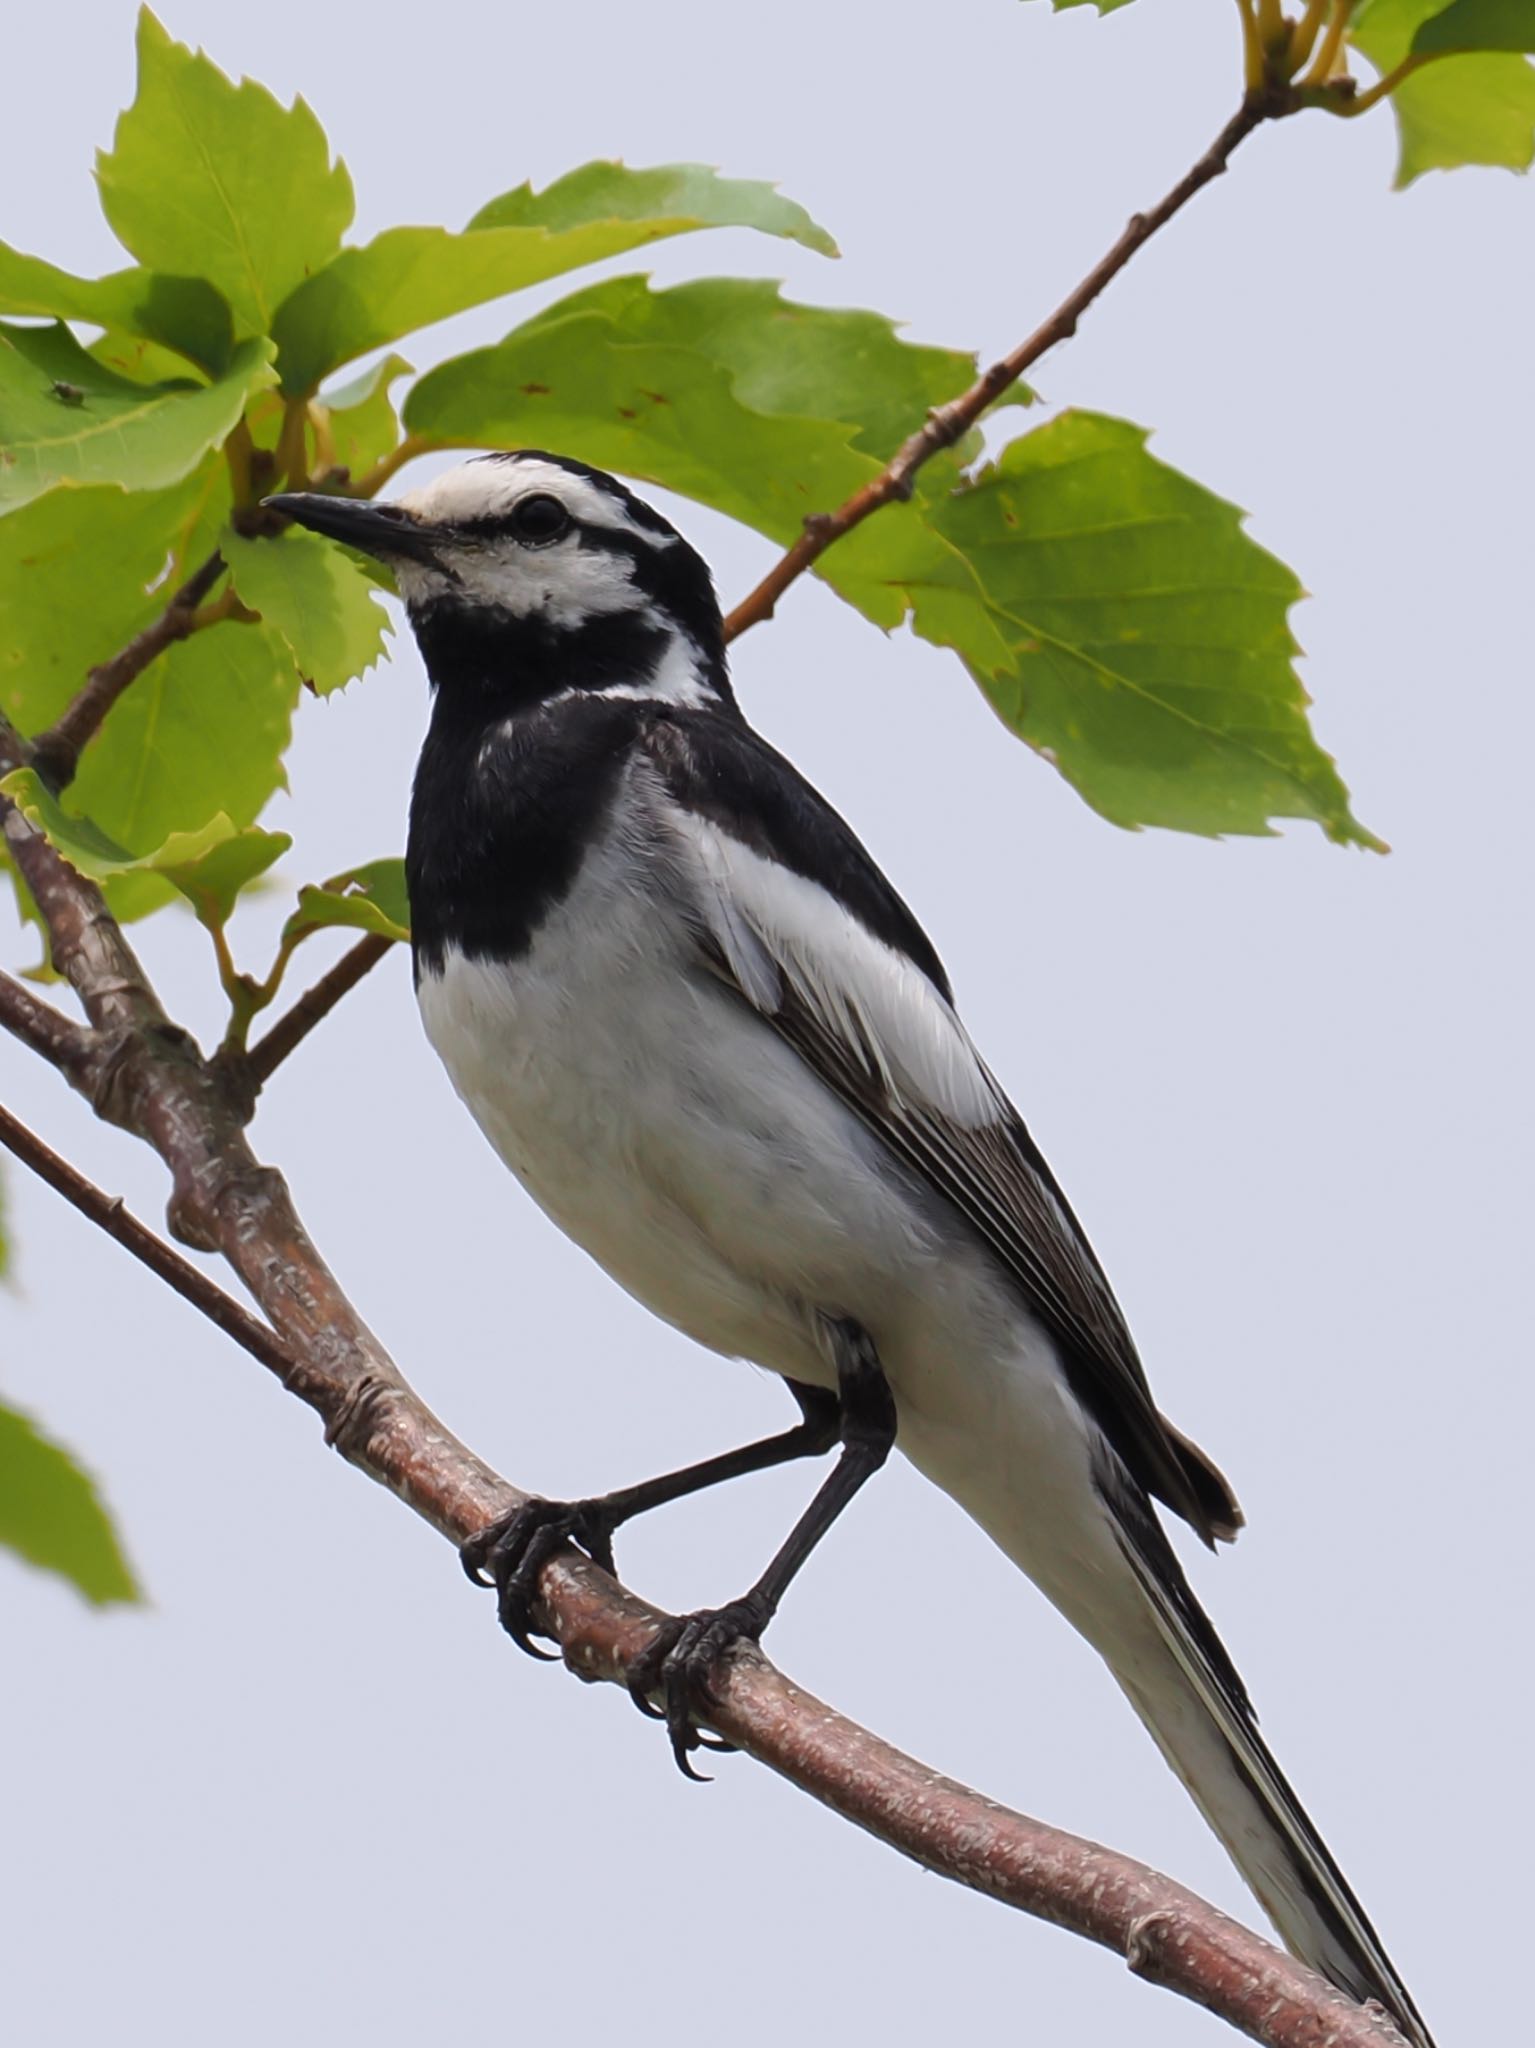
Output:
1101,1482,1435,2047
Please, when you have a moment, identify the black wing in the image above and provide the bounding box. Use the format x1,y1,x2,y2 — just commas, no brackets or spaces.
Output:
640,709,1241,1546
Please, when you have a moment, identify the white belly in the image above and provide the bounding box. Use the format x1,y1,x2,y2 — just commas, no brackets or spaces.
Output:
415,838,1116,1616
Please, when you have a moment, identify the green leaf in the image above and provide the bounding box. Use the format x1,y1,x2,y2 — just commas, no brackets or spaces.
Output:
71,619,298,920
0,1398,140,1606
0,770,289,928
1028,1,1139,13
225,530,391,695
0,245,233,373
469,161,836,252
511,274,993,461
271,163,835,396
96,9,354,336
0,323,273,510
0,473,211,734
283,858,410,946
1352,1,1535,179
887,412,1380,847
1412,0,1535,52
407,276,982,544
0,471,216,940
321,352,413,481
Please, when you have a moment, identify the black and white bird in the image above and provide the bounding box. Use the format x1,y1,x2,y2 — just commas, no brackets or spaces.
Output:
268,454,1431,2047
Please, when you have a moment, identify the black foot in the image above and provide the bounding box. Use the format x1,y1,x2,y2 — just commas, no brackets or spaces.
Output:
460,1497,617,1658
626,1593,772,1780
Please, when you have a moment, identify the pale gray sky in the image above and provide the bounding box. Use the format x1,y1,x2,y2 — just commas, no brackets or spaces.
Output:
2,3,1528,2043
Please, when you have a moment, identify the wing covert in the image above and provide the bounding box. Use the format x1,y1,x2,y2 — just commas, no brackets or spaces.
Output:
638,711,1241,1547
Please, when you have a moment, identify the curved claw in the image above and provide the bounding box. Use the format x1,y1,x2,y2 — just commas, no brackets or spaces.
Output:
460,1497,617,1660
627,1597,768,1778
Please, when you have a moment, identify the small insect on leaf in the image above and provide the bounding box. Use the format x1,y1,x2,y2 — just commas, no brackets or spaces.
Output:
51,380,86,406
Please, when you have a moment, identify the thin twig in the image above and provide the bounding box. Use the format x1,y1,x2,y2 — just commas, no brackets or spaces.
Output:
29,551,228,791
721,91,1287,644
246,933,394,1086
0,1102,295,1384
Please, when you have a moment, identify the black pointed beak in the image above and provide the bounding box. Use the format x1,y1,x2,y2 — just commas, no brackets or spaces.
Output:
262,492,441,565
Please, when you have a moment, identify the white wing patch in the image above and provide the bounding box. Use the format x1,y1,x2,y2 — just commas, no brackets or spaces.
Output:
666,806,1002,1130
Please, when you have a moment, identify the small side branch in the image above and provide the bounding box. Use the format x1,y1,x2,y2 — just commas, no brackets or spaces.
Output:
29,550,228,791
0,1103,295,1384
723,91,1284,643
0,969,95,1078
245,934,394,1088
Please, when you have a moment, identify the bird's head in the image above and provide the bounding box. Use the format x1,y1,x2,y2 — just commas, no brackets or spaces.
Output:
266,451,731,712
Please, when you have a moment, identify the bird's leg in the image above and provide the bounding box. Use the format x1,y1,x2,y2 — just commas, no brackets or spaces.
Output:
628,1316,897,1778
461,1381,840,1659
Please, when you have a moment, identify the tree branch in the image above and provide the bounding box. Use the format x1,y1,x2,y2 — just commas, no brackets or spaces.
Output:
0,1102,295,1384
28,550,229,792
0,968,96,1078
0,718,1410,2048
722,90,1289,644
245,933,394,1087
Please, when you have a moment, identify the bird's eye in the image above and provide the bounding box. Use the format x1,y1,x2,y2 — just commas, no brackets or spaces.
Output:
508,493,571,545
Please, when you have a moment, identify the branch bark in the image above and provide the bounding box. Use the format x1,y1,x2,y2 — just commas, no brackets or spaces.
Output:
722,89,1289,644
246,932,394,1087
0,712,1407,2048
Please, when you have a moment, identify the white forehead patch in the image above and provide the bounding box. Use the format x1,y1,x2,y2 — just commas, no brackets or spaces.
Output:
400,455,672,546
390,455,677,623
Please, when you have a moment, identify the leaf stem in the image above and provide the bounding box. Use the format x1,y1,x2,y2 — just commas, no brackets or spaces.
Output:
225,418,256,506
1299,1,1352,88
348,432,437,500
307,399,335,479
1341,53,1430,115
1286,0,1332,76
276,397,311,490
1235,2,1264,91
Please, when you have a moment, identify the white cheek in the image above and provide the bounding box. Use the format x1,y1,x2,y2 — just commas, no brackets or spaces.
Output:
403,542,639,626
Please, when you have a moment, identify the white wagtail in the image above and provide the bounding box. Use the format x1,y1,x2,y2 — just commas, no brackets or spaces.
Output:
268,455,1431,2046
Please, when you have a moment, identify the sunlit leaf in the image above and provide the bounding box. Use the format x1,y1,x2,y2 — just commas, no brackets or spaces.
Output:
407,276,982,544
0,474,208,733
0,323,273,510
73,621,298,921
283,858,410,946
0,244,233,373
321,352,412,482
895,412,1380,846
0,771,289,929
469,160,836,251
226,529,391,694
272,163,835,395
0,1398,140,1607
1353,0,1535,179
96,8,353,336
1412,0,1535,52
